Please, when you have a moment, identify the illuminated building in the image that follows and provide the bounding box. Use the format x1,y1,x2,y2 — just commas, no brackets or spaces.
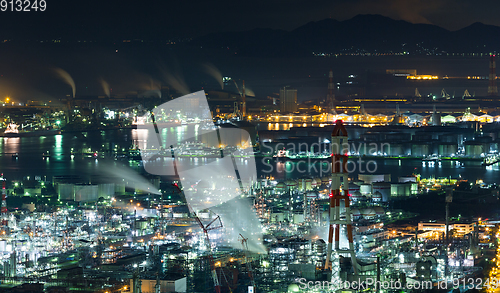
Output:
279,86,297,113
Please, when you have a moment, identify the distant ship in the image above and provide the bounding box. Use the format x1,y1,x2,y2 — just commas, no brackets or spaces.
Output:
423,154,440,162
273,149,287,161
1,123,61,137
273,149,331,160
483,154,500,166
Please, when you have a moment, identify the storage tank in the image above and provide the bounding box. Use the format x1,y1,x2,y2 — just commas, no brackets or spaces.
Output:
360,184,371,195
58,183,74,201
410,182,418,195
298,180,304,191
348,183,361,195
465,141,487,158
361,208,376,219
411,143,431,157
438,143,458,157
114,183,126,194
321,177,330,186
351,208,361,219
351,191,363,202
391,183,411,197
74,184,99,202
276,182,286,191
285,180,297,190
306,191,318,199
372,182,391,202
305,178,313,191
98,183,115,200
372,191,382,202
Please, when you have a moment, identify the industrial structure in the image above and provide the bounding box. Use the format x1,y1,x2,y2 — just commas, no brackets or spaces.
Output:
279,86,298,113
325,120,358,282
1,174,8,230
327,69,336,113
0,61,499,293
488,54,498,97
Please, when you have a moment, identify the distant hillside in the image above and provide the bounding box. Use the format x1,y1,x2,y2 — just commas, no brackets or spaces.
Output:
191,14,500,57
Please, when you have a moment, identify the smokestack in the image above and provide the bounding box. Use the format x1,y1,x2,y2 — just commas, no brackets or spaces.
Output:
327,70,335,112
242,80,246,118
489,54,498,97
432,105,441,126
325,120,357,276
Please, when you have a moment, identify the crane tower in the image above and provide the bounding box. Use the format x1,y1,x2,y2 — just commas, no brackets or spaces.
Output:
325,120,357,281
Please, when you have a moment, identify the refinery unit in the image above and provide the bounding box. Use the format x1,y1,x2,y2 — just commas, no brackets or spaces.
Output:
0,119,496,293
3,5,500,291
0,58,500,292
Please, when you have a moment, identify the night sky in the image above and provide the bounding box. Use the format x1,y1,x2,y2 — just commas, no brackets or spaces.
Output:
1,0,499,39
0,0,497,101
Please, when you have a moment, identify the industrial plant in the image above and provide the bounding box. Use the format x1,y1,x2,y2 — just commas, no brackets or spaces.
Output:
1,11,500,291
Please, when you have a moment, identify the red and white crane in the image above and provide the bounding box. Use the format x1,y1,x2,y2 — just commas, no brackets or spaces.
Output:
239,233,255,289
191,207,223,293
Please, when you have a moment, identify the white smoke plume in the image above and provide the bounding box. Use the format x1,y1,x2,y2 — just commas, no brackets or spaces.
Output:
54,68,76,98
202,63,224,90
91,160,161,195
160,69,190,96
100,78,110,97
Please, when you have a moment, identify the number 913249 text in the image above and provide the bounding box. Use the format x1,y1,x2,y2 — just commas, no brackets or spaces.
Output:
1,0,46,11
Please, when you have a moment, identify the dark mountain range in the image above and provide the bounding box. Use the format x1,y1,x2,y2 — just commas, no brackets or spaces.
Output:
191,14,500,57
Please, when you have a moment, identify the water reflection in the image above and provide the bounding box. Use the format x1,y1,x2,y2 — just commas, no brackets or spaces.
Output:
2,137,20,154
0,130,498,185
